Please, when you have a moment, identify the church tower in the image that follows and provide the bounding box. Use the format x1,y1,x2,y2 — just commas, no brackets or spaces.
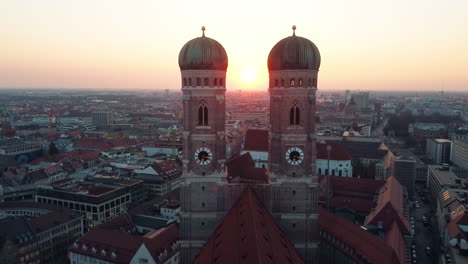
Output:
178,27,228,263
268,26,321,263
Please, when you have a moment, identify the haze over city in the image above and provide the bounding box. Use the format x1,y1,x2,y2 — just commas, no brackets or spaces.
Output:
2,0,468,91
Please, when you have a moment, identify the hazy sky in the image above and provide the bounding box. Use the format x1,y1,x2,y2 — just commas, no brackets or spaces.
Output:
1,0,468,91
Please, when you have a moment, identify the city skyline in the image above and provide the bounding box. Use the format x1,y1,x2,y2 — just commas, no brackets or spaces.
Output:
2,0,468,92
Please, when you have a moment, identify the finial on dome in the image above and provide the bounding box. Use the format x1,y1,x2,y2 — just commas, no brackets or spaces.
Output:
292,25,296,36
202,26,206,36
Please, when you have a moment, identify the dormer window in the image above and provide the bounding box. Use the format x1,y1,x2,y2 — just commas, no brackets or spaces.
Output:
290,79,295,87
92,247,96,254
101,249,107,256
111,252,117,259
82,245,87,251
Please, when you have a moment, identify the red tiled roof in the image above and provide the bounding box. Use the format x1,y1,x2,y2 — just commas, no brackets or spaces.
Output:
69,223,178,264
365,177,410,235
243,129,269,152
319,208,400,264
385,222,406,264
31,150,100,165
194,188,304,264
447,211,468,240
317,142,352,160
227,153,268,183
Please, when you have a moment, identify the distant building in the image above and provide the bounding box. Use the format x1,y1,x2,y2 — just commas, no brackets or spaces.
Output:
451,139,468,170
133,160,182,197
91,111,113,129
0,201,83,264
316,142,352,177
0,138,42,163
393,156,416,196
350,92,369,110
240,129,269,168
408,123,448,139
36,178,144,230
426,138,451,164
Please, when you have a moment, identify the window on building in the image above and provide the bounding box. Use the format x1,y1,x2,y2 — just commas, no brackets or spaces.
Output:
183,78,187,86
188,78,192,86
281,79,285,87
275,79,279,87
378,221,383,228
213,78,218,86
298,79,303,87
219,78,224,87
290,79,295,87
290,104,300,125
204,78,209,86
312,78,317,87
198,103,208,126
318,168,322,174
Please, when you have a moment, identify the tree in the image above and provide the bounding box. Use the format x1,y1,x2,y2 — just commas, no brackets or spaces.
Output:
49,142,59,156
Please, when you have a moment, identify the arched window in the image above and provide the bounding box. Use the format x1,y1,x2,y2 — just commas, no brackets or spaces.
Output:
183,78,187,86
274,79,279,87
281,79,285,87
198,103,208,126
204,78,209,86
289,104,300,125
189,78,192,86
298,79,303,87
290,79,295,87
196,78,201,86
213,78,218,86
219,78,224,87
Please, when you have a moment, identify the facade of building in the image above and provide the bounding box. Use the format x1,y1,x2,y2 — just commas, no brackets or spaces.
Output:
451,139,468,170
426,138,452,164
393,156,416,196
316,142,352,177
91,111,113,129
35,178,143,230
0,201,83,264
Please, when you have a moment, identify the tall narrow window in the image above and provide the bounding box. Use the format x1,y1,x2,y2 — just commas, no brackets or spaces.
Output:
204,78,209,86
290,104,300,125
213,78,218,86
290,79,295,87
219,78,224,87
281,79,285,87
198,104,208,126
189,78,192,86
275,79,279,87
183,78,187,86
298,79,303,87
196,78,201,86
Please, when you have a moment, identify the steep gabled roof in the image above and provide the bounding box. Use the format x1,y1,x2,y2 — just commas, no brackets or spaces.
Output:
365,177,410,235
316,142,352,160
320,208,400,264
243,129,269,152
194,188,303,264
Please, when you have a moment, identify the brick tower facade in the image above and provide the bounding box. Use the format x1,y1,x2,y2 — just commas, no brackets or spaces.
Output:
178,27,228,263
268,26,321,263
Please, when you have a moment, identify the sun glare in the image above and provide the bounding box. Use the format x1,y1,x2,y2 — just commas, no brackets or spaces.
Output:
241,68,257,83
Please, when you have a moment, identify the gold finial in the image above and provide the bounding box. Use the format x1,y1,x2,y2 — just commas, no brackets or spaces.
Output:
292,25,296,36
201,26,206,36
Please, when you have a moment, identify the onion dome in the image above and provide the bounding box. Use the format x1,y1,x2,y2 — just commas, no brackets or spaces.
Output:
179,26,228,71
268,25,321,71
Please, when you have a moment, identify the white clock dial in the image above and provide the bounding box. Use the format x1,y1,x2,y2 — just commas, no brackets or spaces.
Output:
285,147,304,165
194,147,212,166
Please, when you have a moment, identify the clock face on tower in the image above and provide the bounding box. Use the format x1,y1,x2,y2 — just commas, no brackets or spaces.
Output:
194,147,212,166
286,147,304,165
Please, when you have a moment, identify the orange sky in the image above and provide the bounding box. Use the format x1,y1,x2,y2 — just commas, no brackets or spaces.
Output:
1,0,468,91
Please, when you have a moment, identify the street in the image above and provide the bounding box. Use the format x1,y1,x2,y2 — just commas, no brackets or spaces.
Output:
412,184,439,264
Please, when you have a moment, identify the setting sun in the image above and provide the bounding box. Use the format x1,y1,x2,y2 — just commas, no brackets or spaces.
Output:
241,68,257,83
